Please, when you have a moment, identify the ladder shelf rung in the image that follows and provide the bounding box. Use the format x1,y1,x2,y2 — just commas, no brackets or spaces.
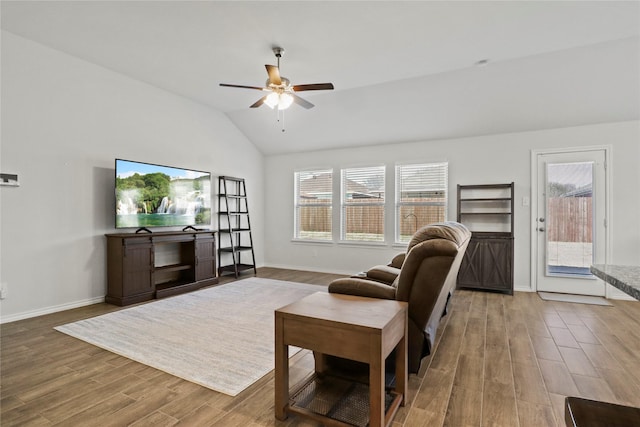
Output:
219,194,246,199
218,264,255,276
219,176,245,182
219,246,253,252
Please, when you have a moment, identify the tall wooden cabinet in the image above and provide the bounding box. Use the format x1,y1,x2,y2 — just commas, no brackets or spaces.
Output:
456,183,514,294
106,230,218,306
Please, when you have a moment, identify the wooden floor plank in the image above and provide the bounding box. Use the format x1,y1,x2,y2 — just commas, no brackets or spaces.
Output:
566,323,600,344
571,373,617,402
537,359,580,396
482,380,518,427
453,354,484,392
557,346,599,377
516,400,558,427
443,385,482,427
512,361,552,406
548,326,581,348
579,342,623,370
530,335,563,361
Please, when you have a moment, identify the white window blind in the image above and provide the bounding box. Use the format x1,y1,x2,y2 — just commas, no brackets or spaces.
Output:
294,169,333,240
341,166,385,242
396,162,448,243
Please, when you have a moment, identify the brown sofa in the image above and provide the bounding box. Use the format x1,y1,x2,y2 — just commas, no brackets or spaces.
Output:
327,221,471,374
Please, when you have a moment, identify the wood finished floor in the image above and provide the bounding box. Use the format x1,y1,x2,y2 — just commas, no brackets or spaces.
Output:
2,267,640,426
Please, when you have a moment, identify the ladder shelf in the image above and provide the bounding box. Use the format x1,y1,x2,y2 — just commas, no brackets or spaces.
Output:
217,176,257,278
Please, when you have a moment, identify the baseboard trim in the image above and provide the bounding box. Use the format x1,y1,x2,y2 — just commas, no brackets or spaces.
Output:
0,296,106,324
262,263,354,276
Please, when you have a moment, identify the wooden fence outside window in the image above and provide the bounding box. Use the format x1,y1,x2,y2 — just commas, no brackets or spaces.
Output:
548,197,593,243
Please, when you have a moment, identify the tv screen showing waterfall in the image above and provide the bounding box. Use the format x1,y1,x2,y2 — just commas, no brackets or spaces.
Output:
115,159,211,229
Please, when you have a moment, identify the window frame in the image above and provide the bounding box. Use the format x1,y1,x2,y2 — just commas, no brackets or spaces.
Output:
395,162,449,244
340,165,386,243
293,168,334,242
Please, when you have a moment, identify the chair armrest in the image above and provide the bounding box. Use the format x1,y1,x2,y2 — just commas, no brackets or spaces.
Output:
390,253,405,268
328,278,397,300
366,265,400,284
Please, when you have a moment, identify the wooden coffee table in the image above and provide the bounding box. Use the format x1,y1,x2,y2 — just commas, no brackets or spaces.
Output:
275,292,408,427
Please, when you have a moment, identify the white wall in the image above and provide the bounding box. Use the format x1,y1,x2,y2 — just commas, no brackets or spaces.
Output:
264,121,640,292
0,32,265,322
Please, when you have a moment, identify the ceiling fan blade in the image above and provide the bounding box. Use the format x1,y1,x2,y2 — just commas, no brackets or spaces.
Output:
265,65,282,86
292,83,335,92
292,94,314,109
250,96,267,108
220,83,266,91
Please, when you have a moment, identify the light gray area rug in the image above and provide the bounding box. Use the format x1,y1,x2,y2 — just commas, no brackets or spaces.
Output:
538,292,612,306
55,278,326,396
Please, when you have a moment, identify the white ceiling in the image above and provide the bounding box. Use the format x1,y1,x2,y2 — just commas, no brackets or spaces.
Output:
2,1,639,155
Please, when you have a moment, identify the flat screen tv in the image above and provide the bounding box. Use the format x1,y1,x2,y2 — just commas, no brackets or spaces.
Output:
115,159,211,230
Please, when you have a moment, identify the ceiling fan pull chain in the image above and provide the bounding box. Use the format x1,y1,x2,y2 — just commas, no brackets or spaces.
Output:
275,107,286,132
281,109,286,132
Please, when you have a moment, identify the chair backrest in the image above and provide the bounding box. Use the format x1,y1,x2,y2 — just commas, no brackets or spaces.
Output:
395,221,471,357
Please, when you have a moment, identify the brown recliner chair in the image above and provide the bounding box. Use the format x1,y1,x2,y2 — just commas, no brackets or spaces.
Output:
326,221,471,374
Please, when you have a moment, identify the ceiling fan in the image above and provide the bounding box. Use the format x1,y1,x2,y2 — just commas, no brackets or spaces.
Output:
220,47,334,111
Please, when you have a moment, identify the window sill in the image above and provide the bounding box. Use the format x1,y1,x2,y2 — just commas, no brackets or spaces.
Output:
337,240,388,248
291,238,334,245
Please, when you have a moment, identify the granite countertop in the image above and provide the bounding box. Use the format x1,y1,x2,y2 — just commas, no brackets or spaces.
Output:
591,264,640,300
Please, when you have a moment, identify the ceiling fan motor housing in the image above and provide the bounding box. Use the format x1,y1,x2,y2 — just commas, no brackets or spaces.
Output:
267,77,291,92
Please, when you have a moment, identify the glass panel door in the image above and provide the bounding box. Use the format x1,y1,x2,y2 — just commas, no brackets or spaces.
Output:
536,149,606,296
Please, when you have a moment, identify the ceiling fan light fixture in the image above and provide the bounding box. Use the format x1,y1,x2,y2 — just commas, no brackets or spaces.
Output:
264,91,294,110
264,92,280,109
278,93,294,110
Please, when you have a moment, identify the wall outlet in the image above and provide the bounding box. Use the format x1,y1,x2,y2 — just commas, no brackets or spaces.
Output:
0,284,6,300
522,196,530,207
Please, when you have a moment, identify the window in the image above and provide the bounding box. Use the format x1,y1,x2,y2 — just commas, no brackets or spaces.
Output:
294,169,333,240
396,162,448,243
341,166,385,242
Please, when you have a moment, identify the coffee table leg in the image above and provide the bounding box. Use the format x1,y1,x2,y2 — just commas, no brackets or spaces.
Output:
274,315,288,420
395,325,408,405
313,351,327,376
370,343,385,427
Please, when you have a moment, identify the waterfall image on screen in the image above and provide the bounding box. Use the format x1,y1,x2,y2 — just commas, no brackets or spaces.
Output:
115,159,211,229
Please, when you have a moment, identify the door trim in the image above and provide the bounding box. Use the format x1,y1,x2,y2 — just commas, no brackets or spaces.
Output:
530,145,612,295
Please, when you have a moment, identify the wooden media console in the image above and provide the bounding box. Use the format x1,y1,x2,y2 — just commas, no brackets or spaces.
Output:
105,230,218,306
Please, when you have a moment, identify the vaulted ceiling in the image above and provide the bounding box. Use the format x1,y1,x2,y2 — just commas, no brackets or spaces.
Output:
2,1,639,155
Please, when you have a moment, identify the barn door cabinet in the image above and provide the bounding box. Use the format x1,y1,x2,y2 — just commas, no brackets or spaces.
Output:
106,230,218,306
456,183,514,294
